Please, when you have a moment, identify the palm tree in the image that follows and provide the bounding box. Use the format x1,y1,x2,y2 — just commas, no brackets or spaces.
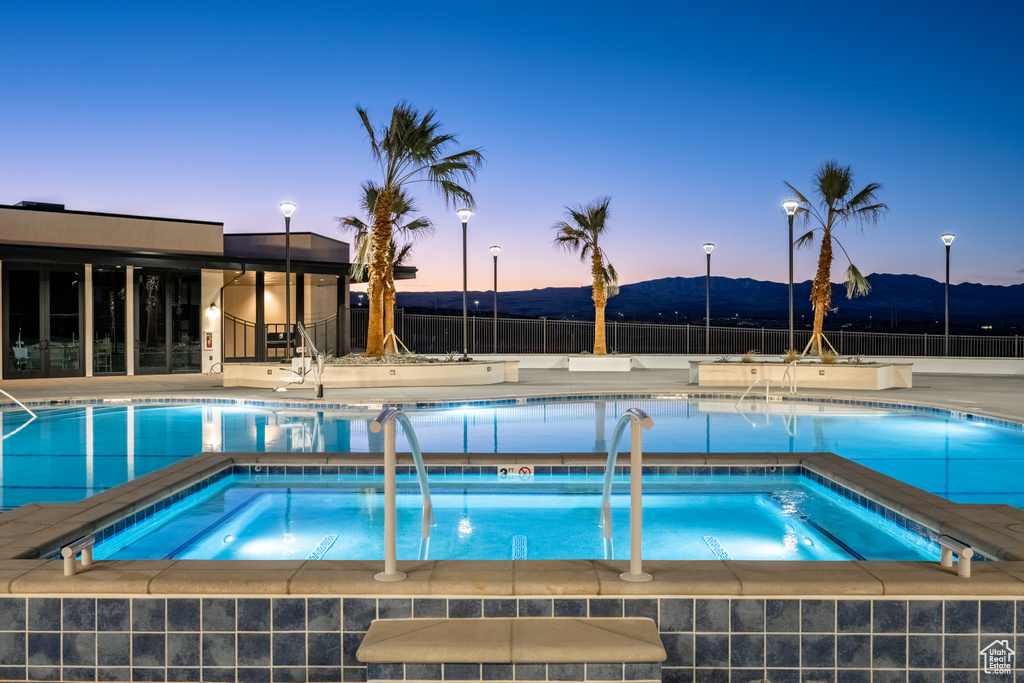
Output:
786,160,887,357
339,182,432,353
552,197,619,355
355,102,482,357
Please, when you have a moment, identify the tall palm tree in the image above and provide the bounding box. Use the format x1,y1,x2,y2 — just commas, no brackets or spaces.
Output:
339,182,431,353
355,102,482,357
786,160,887,357
553,197,619,355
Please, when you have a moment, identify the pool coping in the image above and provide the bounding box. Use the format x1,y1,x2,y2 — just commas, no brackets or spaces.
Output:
2,450,1024,599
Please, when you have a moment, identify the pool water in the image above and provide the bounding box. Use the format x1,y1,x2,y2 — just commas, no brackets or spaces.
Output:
2,399,1023,508
95,473,936,562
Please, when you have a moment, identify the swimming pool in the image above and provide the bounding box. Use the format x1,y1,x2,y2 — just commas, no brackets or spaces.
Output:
2,398,1023,508
93,472,936,562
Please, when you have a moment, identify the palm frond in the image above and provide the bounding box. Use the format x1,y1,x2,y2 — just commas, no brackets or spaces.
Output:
794,230,817,249
355,106,380,161
844,263,871,298
393,242,414,268
602,260,619,298
337,216,368,234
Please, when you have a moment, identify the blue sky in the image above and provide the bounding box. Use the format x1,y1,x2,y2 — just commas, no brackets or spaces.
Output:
2,1,1022,293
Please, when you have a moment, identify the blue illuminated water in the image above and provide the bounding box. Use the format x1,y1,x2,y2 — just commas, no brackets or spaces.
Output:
2,399,1023,508
94,473,936,562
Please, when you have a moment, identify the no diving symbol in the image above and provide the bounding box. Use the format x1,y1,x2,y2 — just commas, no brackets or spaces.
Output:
498,465,533,481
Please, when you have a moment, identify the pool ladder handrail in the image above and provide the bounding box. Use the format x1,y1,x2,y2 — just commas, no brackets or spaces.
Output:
1,388,38,441
599,407,654,582
370,407,435,582
781,359,799,394
735,378,772,429
296,322,326,399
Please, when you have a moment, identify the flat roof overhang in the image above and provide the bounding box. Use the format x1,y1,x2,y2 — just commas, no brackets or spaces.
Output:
0,243,417,279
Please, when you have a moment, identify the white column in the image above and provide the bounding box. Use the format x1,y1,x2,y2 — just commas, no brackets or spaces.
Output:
126,266,135,376
201,269,223,373
84,265,94,377
86,406,94,497
127,405,135,480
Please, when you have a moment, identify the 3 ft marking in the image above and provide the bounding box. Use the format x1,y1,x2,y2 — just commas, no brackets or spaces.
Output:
498,465,533,481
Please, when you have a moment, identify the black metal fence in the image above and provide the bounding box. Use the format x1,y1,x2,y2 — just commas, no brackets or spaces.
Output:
224,314,340,361
349,309,1023,358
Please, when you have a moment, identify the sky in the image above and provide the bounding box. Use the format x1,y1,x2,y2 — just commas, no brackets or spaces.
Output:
2,1,1022,294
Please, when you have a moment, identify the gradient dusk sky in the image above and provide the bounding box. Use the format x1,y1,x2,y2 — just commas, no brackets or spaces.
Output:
2,2,1022,294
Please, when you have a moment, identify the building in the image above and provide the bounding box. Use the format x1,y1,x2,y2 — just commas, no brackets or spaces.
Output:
0,201,413,379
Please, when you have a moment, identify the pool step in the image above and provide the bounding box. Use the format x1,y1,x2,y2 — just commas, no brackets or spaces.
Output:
358,617,665,683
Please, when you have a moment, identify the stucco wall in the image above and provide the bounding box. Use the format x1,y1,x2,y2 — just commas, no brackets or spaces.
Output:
0,207,223,255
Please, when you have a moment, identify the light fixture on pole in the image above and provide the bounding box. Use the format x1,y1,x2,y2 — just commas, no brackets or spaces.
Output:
783,200,799,350
457,209,474,361
279,202,297,357
490,245,501,353
942,233,955,356
703,243,714,354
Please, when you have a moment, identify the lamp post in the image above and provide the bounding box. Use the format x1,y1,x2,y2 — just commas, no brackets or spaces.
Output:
279,202,296,356
703,243,714,354
457,209,473,361
942,233,955,356
783,200,799,350
490,245,501,353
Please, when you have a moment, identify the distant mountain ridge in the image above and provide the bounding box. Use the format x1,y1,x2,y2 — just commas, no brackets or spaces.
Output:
376,274,1024,328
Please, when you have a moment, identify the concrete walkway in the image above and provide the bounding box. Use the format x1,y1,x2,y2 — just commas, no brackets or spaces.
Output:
2,369,1024,423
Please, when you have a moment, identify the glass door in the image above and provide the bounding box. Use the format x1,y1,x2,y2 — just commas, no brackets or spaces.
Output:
137,273,168,373
135,271,201,374
3,267,84,378
93,268,127,374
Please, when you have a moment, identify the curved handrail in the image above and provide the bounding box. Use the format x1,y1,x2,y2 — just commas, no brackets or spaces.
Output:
735,378,771,428
599,408,653,561
371,408,435,573
1,388,38,441
296,322,326,399
781,359,799,394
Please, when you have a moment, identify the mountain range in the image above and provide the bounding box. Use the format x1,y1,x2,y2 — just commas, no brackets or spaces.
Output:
366,274,1024,330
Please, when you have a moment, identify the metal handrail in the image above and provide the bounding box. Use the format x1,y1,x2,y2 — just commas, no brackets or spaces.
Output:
735,378,772,428
599,407,654,582
781,359,799,394
370,407,435,581
296,322,326,398
1,388,38,441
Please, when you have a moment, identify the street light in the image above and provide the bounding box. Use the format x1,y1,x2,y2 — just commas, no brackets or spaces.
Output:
783,200,800,350
279,202,296,356
490,245,501,353
457,209,474,360
942,233,955,356
703,243,714,354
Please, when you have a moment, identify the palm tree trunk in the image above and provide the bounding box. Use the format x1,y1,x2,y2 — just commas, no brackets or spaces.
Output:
365,190,394,357
592,252,607,355
808,231,834,357
383,284,397,355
